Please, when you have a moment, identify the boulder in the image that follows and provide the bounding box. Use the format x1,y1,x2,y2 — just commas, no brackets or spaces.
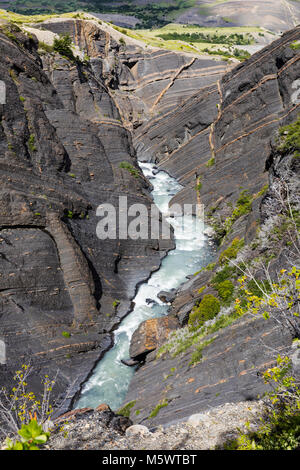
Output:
54,407,93,424
158,289,176,303
129,315,179,361
95,403,111,413
121,358,140,367
125,424,151,436
187,413,207,427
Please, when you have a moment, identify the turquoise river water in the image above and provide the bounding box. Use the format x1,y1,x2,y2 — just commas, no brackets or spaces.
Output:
75,163,214,411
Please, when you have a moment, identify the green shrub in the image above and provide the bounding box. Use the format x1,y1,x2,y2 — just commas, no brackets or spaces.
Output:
247,279,271,298
189,294,221,329
211,265,236,285
290,41,300,50
277,114,300,157
206,157,215,167
53,34,74,60
223,356,300,450
215,279,234,302
189,337,215,365
219,237,244,265
224,190,253,233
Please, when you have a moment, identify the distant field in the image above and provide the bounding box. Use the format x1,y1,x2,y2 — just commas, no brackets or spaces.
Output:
112,23,272,61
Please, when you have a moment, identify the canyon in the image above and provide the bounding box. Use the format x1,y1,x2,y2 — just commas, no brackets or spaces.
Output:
0,14,299,440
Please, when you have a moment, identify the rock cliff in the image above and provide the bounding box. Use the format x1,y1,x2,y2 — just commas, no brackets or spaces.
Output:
0,20,178,409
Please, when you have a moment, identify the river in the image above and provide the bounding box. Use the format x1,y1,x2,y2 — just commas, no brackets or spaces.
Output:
75,162,215,411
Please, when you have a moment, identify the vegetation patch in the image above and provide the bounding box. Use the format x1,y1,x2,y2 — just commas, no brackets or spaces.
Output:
277,114,300,157
117,400,136,418
53,34,75,61
62,331,70,338
119,161,140,178
156,31,254,46
222,355,300,450
27,134,37,152
219,237,244,265
206,157,215,167
188,294,221,330
38,41,54,53
189,337,215,365
148,399,169,419
290,40,300,50
214,279,235,302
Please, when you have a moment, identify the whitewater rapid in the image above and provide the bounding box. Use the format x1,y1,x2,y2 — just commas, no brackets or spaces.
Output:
75,163,214,410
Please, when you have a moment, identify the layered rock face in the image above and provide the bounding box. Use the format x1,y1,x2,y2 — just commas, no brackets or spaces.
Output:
135,27,300,211
0,22,176,407
0,18,230,410
33,18,229,130
123,27,300,426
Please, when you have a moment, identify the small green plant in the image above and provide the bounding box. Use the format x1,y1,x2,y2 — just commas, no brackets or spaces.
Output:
235,266,300,337
290,41,300,50
223,355,300,450
119,161,139,178
38,41,54,53
224,191,252,233
62,331,70,338
28,134,37,152
148,399,168,419
277,114,300,157
195,179,202,192
189,337,215,365
4,419,50,450
206,157,215,167
112,299,120,308
19,96,25,102
0,365,56,449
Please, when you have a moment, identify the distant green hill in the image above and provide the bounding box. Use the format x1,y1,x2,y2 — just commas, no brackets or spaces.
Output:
3,0,300,31
0,1,196,28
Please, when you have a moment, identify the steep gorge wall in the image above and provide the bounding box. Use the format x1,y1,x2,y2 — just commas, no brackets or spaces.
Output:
0,22,175,408
123,27,300,427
